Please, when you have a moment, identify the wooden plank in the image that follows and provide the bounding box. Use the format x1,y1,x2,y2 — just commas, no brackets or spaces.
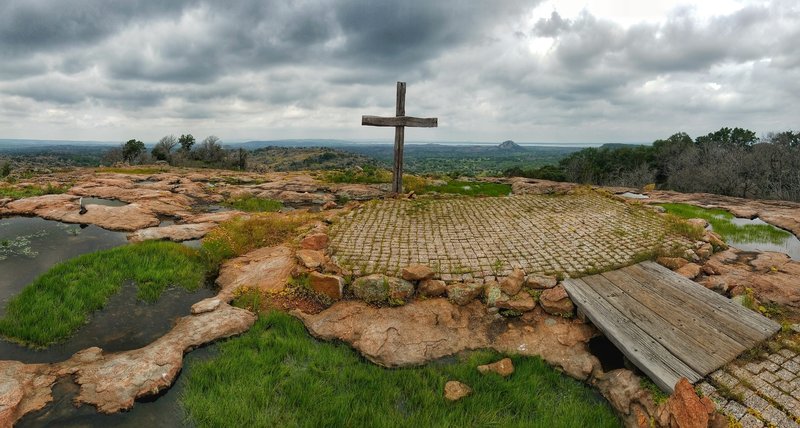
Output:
622,263,767,345
563,278,702,393
361,115,438,127
600,269,745,370
582,273,724,375
638,261,780,335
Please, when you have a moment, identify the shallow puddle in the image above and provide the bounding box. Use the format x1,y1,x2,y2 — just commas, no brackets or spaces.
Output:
0,216,128,314
710,217,800,260
0,281,214,363
81,197,128,207
619,192,649,199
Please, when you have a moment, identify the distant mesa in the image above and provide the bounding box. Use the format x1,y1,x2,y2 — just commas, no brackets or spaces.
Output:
498,140,523,150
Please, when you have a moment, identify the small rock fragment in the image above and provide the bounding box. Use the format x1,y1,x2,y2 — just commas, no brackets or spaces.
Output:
477,358,515,377
499,268,525,296
300,233,329,250
524,274,557,289
686,218,709,228
496,292,536,312
539,285,574,316
444,380,472,401
191,298,221,314
308,271,345,300
401,264,435,281
296,249,326,269
447,282,484,306
675,263,702,280
352,274,414,305
418,279,447,297
656,257,689,270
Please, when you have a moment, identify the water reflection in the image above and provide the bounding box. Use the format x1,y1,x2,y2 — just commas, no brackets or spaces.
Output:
712,217,800,260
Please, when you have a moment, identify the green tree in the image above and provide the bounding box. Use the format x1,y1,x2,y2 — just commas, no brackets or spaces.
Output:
695,127,757,147
179,134,196,152
0,161,11,178
122,139,146,163
152,135,178,162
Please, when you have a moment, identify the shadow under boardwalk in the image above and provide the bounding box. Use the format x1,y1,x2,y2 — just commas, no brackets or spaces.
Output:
563,261,780,393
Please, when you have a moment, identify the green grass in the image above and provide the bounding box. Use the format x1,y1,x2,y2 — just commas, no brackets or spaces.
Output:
423,180,511,197
200,213,308,273
660,203,791,244
0,183,69,199
0,241,205,348
182,311,620,428
222,195,283,212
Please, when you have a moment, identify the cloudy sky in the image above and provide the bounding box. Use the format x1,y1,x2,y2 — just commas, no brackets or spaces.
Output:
0,0,798,144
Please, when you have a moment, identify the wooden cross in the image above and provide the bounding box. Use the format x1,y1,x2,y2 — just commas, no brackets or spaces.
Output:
362,81,438,193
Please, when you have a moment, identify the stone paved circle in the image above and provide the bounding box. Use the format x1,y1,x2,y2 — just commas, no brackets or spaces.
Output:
703,347,800,428
329,193,679,280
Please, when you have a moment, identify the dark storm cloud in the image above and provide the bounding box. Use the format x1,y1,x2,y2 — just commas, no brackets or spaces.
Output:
0,0,798,142
0,0,196,56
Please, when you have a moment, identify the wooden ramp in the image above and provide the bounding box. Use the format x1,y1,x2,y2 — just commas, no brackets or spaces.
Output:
562,261,780,393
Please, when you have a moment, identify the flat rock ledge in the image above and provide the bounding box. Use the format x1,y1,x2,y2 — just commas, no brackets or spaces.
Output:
296,299,598,379
128,222,218,242
0,303,255,425
296,299,719,427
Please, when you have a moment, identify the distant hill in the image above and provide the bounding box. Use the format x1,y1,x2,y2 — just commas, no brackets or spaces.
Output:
248,146,377,172
498,140,523,150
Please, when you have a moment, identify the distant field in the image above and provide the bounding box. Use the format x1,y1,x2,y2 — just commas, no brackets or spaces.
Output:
0,139,580,176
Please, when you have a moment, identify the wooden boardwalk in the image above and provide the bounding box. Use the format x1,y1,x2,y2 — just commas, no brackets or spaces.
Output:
562,261,780,393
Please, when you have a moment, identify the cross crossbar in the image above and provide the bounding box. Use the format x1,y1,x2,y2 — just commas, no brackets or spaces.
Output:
361,81,438,193
361,115,438,128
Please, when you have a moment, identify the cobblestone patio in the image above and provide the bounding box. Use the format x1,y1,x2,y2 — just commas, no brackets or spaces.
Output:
701,348,800,427
329,193,679,280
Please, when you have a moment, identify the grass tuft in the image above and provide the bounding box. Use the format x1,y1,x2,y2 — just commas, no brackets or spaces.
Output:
660,203,791,244
0,183,69,199
423,180,511,197
0,241,205,347
182,311,619,427
200,213,308,273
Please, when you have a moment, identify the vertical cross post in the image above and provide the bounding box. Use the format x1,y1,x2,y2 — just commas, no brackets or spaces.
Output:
362,81,438,194
393,82,406,194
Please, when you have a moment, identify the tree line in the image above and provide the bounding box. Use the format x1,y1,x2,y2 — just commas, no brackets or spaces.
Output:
102,134,248,170
506,128,800,202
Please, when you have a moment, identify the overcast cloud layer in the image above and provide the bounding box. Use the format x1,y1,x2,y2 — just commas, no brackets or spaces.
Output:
0,0,798,143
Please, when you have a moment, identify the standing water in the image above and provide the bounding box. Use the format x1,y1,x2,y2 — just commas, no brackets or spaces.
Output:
1,215,216,427
714,217,800,261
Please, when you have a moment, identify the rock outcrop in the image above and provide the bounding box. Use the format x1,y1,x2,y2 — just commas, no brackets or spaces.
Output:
0,194,160,231
0,302,255,425
216,245,295,300
351,274,414,305
296,299,598,380
128,222,218,242
698,249,800,314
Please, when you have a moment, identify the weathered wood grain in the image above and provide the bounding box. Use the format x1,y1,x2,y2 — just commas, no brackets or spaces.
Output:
563,261,780,393
361,81,438,193
563,278,702,393
582,273,723,375
638,261,779,335
623,263,767,345
361,115,438,127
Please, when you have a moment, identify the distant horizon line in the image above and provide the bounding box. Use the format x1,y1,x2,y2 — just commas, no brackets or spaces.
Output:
0,137,648,148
